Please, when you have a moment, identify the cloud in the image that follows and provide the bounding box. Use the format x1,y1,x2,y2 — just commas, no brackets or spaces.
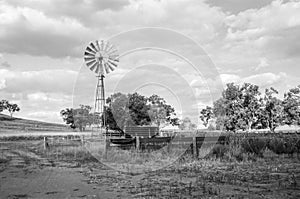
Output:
0,79,6,89
220,72,287,89
243,72,287,88
0,69,77,94
224,0,300,59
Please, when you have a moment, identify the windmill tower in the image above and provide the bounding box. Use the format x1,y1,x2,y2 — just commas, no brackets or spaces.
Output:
84,40,119,133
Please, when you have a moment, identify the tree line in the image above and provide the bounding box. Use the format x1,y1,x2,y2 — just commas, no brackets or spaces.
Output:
0,100,20,118
60,92,180,132
200,83,300,132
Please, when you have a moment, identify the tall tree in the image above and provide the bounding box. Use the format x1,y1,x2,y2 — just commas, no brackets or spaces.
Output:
262,87,283,132
282,85,300,125
200,83,264,131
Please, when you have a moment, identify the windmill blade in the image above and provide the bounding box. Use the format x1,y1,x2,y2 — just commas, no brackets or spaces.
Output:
107,59,118,67
107,45,117,55
90,42,98,52
84,56,95,62
84,51,95,57
95,40,101,51
100,40,104,51
89,61,98,71
86,59,97,67
86,46,96,54
108,49,118,55
104,63,110,74
106,62,115,72
109,56,119,62
95,63,100,74
104,41,110,52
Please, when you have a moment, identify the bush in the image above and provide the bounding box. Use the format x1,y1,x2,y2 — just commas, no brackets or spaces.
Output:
268,137,299,156
267,137,285,155
241,137,267,157
211,144,228,158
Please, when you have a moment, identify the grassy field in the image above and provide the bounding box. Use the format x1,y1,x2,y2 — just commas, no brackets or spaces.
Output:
0,113,70,133
0,134,300,198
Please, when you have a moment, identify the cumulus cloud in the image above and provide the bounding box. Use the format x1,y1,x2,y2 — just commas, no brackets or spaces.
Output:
224,0,300,59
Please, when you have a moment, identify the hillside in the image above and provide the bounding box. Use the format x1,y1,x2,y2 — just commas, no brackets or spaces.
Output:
0,113,70,132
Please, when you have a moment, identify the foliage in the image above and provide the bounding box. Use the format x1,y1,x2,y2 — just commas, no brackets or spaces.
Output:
241,137,267,157
105,92,179,132
60,108,75,129
268,137,299,155
261,88,283,132
199,82,290,132
0,100,20,117
199,106,213,127
60,105,93,131
282,85,300,125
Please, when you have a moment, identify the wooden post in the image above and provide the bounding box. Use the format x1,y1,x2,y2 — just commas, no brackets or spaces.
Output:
193,136,198,159
136,136,140,151
81,135,84,145
43,137,48,150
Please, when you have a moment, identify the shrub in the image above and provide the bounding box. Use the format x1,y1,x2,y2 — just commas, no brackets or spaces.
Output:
211,144,228,158
267,137,285,155
241,137,267,157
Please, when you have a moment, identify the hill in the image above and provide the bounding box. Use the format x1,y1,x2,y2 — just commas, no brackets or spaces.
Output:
0,113,70,133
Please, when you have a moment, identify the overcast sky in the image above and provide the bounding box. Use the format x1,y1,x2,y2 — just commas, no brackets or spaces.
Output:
0,0,299,125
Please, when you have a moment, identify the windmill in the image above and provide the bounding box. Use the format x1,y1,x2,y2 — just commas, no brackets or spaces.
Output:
84,40,119,133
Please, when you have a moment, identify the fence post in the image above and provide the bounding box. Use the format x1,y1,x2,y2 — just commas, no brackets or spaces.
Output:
44,137,48,150
193,136,198,159
136,136,140,151
81,135,84,145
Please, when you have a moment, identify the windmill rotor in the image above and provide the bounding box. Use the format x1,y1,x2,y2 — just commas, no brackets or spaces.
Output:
84,40,119,76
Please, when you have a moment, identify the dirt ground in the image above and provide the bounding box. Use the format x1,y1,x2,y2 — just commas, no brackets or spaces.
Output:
1,140,300,198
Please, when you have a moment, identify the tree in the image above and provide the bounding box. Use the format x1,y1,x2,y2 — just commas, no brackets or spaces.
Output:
148,94,179,126
261,87,284,132
0,100,5,113
0,100,20,117
106,93,133,132
148,104,167,128
200,83,265,132
60,108,76,129
60,105,93,131
282,85,300,125
128,92,151,126
179,117,197,130
73,105,92,131
199,106,213,127
104,92,179,132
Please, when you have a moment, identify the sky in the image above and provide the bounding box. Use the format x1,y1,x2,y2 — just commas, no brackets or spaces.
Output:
0,0,299,126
